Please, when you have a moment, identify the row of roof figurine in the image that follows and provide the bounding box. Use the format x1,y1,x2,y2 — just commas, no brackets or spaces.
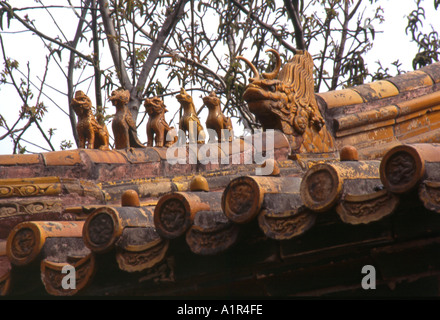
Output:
71,87,234,151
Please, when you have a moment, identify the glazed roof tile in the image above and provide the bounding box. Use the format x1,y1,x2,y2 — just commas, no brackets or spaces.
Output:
1,141,440,297
2,64,440,297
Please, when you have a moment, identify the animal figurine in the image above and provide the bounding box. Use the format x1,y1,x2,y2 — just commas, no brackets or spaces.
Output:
176,88,206,144
71,90,110,151
203,91,233,142
144,96,178,147
237,49,335,154
109,88,145,149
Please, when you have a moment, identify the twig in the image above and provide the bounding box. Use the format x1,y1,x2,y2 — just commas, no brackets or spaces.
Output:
229,0,298,53
0,2,93,62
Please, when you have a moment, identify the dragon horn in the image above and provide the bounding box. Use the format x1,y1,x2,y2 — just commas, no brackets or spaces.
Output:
262,49,281,80
236,56,260,81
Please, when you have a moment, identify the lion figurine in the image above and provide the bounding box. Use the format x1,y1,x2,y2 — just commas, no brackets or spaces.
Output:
203,91,233,142
71,90,110,151
144,96,177,147
176,88,206,144
109,89,146,149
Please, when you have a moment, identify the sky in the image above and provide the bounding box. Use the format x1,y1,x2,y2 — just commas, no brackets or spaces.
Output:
366,0,436,70
0,0,439,155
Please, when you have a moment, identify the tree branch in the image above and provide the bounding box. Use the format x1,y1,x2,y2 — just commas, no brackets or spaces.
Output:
229,0,298,53
283,0,305,50
91,0,104,125
160,53,227,91
67,0,91,147
133,0,190,114
97,0,132,90
0,2,93,62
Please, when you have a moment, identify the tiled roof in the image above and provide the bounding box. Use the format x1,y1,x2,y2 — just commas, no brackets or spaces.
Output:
317,62,440,159
2,64,440,297
1,141,440,297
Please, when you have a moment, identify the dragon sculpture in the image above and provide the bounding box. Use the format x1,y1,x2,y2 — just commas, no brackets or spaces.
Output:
71,90,110,151
144,96,178,147
237,49,335,154
109,89,146,149
203,91,233,142
176,88,206,144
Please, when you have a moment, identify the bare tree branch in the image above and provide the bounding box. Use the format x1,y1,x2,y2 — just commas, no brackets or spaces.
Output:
283,0,305,50
91,0,104,125
331,0,360,90
132,0,190,119
67,0,91,147
229,0,298,53
97,0,133,90
0,2,93,62
160,53,227,91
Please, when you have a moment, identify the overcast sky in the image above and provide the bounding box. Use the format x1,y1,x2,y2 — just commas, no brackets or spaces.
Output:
0,0,439,155
366,0,437,71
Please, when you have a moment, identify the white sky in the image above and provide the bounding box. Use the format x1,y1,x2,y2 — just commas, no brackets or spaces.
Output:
366,0,432,71
0,0,439,155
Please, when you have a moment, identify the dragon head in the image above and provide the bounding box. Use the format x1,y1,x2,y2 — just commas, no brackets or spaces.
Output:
237,49,324,136
144,96,168,116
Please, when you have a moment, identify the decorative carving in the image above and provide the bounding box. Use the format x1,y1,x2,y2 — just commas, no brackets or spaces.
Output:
0,204,18,217
384,151,416,187
109,89,146,149
380,144,440,194
186,222,239,255
7,221,86,266
157,199,186,235
0,200,63,218
0,181,61,198
306,170,335,203
138,257,175,284
41,254,95,296
222,175,302,223
203,91,233,142
154,191,217,239
258,209,316,240
226,182,255,218
419,180,440,213
237,49,334,153
301,166,340,212
83,206,158,253
144,96,178,147
176,88,206,144
71,90,110,151
86,212,115,247
336,190,399,224
115,239,169,272
10,228,35,260
301,160,384,213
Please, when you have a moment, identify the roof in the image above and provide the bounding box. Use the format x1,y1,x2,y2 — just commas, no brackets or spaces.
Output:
2,64,440,298
317,62,440,159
